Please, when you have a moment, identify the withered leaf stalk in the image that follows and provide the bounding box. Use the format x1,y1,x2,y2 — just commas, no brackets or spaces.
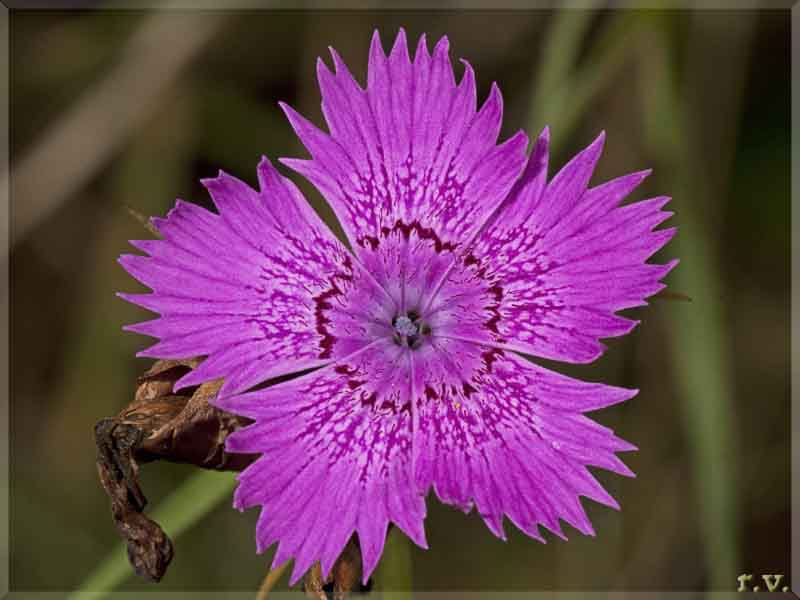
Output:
94,358,365,596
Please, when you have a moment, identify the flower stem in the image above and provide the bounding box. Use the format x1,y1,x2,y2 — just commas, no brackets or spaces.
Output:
375,527,413,600
255,561,290,600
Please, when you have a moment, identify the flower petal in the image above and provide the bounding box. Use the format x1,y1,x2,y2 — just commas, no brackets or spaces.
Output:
461,132,677,363
118,157,380,396
218,340,427,585
412,344,635,540
280,29,528,254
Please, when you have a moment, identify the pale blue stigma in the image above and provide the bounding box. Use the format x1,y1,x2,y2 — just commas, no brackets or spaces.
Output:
394,315,419,337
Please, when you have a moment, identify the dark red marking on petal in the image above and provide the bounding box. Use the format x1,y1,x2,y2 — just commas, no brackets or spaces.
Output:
360,392,378,409
459,252,508,344
485,284,504,335
361,235,380,251
355,391,411,416
312,256,354,359
357,220,458,254
481,347,503,373
334,364,357,376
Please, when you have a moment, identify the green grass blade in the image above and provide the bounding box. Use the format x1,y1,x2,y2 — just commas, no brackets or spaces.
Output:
637,19,740,590
530,2,597,126
530,8,641,152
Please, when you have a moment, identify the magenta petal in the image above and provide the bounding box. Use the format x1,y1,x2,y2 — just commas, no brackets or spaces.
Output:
118,158,373,396
537,132,605,232
461,135,676,363
411,345,635,541
281,29,528,253
215,342,426,583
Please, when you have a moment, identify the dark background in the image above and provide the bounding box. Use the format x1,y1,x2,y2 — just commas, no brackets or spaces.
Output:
9,6,790,594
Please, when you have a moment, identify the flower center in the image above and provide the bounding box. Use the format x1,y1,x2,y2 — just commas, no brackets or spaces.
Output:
392,310,430,350
393,315,418,337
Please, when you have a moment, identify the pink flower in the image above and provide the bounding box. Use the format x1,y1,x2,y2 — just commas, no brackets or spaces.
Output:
119,29,676,585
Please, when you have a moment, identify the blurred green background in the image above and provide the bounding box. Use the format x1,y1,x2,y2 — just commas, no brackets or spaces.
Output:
8,5,789,596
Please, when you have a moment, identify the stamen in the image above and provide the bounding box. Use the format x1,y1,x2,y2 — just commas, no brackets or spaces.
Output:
394,315,419,337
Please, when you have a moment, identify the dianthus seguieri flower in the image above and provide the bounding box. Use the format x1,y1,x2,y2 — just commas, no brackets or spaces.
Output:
119,29,676,585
